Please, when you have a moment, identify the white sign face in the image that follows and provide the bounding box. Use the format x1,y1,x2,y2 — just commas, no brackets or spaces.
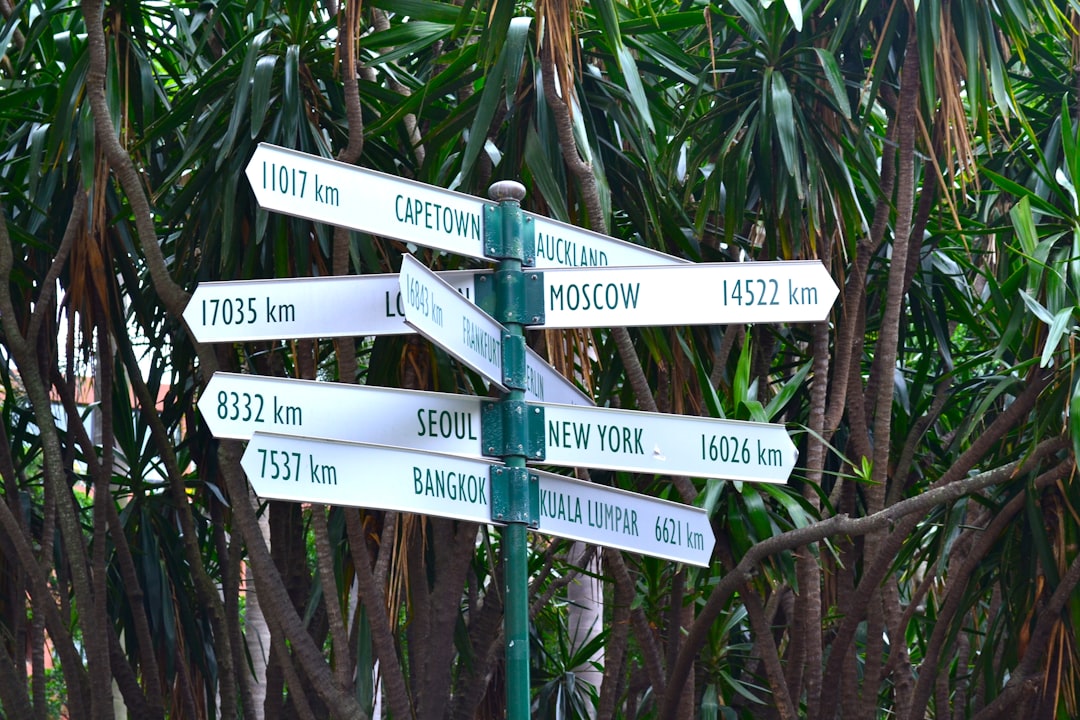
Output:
537,403,797,484
241,433,711,563
199,373,486,457
242,433,497,523
399,254,507,390
528,214,687,269
247,143,688,269
522,348,593,407
536,261,839,328
246,144,490,259
533,469,714,566
183,273,594,406
183,271,481,342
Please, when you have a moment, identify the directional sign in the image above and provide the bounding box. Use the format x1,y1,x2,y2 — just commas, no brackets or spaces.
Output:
183,271,481,343
398,255,593,406
199,373,485,457
245,143,685,269
536,402,797,484
242,432,713,565
399,254,506,388
532,468,713,566
247,143,489,260
527,214,688,269
242,433,497,524
535,261,840,328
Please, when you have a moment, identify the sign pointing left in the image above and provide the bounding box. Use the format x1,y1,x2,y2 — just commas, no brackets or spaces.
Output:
241,433,497,524
246,143,490,260
244,143,686,268
182,271,481,343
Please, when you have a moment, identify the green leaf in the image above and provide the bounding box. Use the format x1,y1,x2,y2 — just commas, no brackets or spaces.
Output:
1018,289,1054,324
782,0,804,31
220,28,271,166
1070,376,1080,469
592,0,655,132
250,55,278,139
764,359,812,420
1039,306,1073,368
770,72,799,178
812,47,851,119
281,43,301,145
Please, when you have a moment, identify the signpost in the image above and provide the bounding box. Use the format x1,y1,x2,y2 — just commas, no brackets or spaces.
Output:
399,254,507,389
186,143,846,720
398,254,593,406
241,432,496,524
532,468,713,566
245,143,686,269
197,372,794,484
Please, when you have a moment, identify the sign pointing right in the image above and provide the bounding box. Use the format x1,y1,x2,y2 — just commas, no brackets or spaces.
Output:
537,261,839,328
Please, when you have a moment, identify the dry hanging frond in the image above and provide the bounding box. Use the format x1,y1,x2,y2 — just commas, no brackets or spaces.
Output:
536,0,583,115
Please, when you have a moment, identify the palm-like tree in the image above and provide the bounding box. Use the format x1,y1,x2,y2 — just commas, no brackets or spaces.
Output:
1,0,1078,718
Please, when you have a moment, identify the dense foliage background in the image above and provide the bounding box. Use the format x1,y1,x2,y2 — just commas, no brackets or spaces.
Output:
1,0,1079,718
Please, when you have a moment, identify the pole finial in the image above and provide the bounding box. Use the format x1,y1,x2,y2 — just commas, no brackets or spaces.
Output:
488,180,526,203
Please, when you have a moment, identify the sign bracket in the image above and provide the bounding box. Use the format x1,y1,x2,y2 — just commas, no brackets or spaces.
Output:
474,269,545,326
481,400,545,460
489,466,540,527
484,202,535,265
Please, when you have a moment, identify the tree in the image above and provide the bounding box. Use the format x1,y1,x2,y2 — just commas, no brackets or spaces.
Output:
1,0,1077,718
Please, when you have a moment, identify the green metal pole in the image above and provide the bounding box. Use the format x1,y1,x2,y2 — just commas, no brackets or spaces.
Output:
489,180,531,720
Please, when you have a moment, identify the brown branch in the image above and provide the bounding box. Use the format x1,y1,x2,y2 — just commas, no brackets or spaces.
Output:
659,434,1068,720
217,440,368,719
904,459,1073,719
598,547,633,720
742,583,797,720
0,199,110,719
607,549,668,706
345,512,412,720
971,548,1080,720
27,193,82,346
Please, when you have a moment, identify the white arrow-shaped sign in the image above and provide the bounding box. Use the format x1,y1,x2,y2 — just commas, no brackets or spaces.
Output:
182,271,482,343
526,214,688,269
535,261,839,328
241,433,497,524
532,468,714,566
241,433,713,565
245,143,684,268
398,255,592,406
198,373,486,457
399,254,506,389
247,144,489,260
537,402,797,484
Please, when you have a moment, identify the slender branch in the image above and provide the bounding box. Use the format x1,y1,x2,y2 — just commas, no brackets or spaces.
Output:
971,548,1080,720
345,512,413,720
0,201,110,719
0,640,33,720
741,583,797,720
904,459,1073,720
660,434,1068,719
27,193,82,346
218,440,368,719
598,548,632,720
607,549,667,705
